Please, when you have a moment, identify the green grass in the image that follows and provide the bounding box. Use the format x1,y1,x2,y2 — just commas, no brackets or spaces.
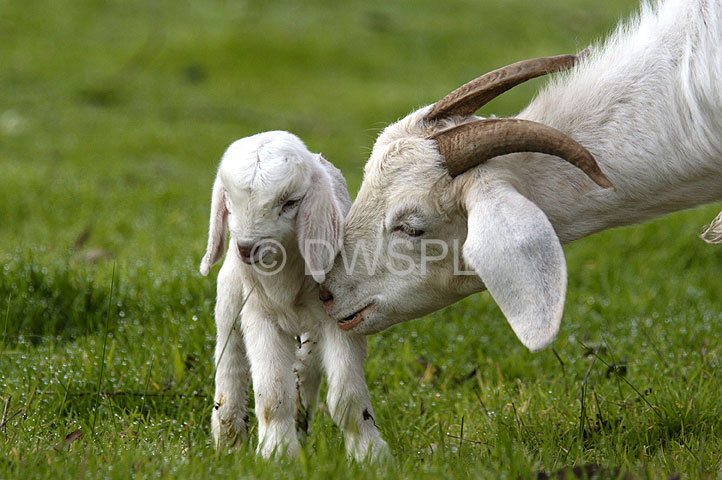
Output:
1,0,721,478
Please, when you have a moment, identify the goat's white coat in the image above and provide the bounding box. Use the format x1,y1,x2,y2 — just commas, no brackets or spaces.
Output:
201,131,388,459
323,0,722,351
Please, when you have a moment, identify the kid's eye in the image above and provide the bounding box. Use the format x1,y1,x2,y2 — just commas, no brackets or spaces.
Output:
281,199,300,213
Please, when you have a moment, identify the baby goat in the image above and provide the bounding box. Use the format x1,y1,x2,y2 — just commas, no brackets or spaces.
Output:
199,131,388,460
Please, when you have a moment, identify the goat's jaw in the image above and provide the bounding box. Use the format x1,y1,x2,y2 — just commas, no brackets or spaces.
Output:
325,296,392,335
336,303,376,331
329,294,438,335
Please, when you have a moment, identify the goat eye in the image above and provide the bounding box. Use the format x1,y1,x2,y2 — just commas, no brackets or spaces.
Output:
281,199,299,213
397,223,424,237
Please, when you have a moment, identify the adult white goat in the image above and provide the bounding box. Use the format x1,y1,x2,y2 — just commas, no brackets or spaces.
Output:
200,131,388,459
321,0,722,351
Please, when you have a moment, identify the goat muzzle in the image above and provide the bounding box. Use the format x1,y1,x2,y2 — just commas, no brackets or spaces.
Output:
318,284,334,303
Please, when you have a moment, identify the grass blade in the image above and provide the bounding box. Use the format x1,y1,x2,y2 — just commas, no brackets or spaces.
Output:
2,293,10,351
140,353,154,418
91,264,116,436
215,282,256,371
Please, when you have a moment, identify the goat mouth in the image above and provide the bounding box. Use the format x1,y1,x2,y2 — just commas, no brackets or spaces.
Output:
337,304,374,331
240,255,259,265
238,245,274,265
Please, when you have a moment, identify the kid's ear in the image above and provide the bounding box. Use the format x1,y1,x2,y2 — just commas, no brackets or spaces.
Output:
200,177,229,276
462,180,567,351
297,162,344,283
316,154,352,216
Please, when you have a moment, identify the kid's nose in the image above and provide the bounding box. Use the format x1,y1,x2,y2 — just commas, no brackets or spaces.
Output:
237,242,257,264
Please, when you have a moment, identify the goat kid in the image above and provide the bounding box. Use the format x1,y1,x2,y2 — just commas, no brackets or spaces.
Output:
200,131,388,460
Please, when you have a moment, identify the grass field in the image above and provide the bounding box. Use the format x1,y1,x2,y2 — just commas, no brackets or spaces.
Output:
2,0,721,478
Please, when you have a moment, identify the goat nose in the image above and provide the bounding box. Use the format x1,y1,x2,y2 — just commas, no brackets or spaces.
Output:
237,242,255,263
318,284,334,303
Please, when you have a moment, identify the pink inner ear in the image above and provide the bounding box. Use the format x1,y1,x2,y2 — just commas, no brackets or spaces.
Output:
297,166,344,282
302,208,311,228
211,200,229,261
200,180,229,275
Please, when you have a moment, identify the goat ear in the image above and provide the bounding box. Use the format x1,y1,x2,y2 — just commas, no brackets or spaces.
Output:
317,155,352,216
200,177,229,276
462,181,567,351
297,159,344,283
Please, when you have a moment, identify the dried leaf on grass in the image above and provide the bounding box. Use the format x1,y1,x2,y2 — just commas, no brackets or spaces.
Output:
56,428,83,450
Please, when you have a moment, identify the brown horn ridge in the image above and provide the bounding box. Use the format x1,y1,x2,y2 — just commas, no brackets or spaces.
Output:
426,49,613,189
431,118,614,189
424,50,588,122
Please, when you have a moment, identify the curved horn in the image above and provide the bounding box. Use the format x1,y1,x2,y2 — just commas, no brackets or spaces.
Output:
431,118,614,189
425,50,588,122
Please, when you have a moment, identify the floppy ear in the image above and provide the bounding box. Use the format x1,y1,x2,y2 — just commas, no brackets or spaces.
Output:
462,181,567,351
317,155,352,216
297,158,345,283
200,176,229,276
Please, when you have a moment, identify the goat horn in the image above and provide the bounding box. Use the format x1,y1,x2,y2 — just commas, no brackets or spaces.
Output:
425,50,588,122
431,118,614,189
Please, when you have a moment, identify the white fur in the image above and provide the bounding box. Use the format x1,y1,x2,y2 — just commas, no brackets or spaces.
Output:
323,0,722,351
200,131,388,460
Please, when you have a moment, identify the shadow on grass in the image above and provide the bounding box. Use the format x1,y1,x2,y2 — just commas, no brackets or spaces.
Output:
0,251,214,344
1,255,110,343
